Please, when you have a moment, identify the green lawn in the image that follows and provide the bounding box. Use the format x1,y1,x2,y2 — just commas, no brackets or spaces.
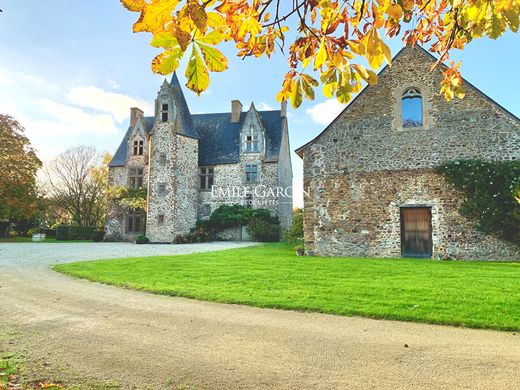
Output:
54,243,520,331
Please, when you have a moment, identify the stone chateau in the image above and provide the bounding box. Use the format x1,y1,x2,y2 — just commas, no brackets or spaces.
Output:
107,74,292,242
297,45,520,261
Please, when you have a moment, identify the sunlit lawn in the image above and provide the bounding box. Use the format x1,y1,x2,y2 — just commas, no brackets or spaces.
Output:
54,243,520,331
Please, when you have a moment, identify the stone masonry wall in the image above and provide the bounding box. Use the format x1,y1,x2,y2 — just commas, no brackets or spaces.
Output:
304,169,520,260
147,121,198,242
302,46,520,260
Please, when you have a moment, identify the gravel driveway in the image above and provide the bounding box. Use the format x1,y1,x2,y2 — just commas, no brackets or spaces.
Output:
1,242,519,389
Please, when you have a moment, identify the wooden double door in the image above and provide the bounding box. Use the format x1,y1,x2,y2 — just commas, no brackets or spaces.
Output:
400,207,432,258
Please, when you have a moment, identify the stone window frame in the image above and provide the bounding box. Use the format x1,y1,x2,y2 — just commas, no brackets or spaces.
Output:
244,163,259,183
158,214,165,225
199,166,215,191
392,83,433,132
161,103,169,122
126,209,144,233
159,153,167,165
158,182,167,197
128,167,144,190
242,126,264,154
132,136,145,156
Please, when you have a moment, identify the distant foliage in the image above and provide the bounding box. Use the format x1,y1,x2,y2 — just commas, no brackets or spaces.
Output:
0,114,42,224
111,187,148,210
437,160,520,243
283,209,304,246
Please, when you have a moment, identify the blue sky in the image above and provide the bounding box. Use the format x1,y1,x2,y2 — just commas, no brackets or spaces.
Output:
1,1,519,207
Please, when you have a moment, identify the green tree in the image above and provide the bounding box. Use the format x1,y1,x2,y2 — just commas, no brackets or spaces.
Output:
0,114,42,234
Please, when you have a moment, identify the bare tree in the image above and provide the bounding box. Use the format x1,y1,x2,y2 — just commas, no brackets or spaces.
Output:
42,146,109,228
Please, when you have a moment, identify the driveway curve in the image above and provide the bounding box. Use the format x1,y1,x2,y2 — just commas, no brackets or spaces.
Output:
0,242,519,389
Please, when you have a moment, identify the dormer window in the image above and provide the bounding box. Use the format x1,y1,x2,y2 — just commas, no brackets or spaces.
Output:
133,139,144,155
161,103,169,122
245,135,260,152
243,127,262,153
402,88,423,128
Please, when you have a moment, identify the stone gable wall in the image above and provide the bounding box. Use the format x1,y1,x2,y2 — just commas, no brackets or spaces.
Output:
302,46,520,260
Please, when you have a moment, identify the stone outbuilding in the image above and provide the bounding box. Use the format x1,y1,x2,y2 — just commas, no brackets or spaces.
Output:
296,45,520,260
107,74,292,242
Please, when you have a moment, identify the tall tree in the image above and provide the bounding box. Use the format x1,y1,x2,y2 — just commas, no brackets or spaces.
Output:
120,0,519,107
43,146,110,228
0,114,42,225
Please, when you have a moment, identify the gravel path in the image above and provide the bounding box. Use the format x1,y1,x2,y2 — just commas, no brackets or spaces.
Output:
1,242,519,389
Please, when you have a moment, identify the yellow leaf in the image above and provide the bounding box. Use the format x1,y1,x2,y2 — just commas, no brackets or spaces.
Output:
120,0,145,12
386,3,403,20
197,43,228,72
185,46,209,94
314,37,327,69
150,32,179,49
133,0,180,33
152,47,183,74
290,79,303,108
381,41,392,65
196,30,225,45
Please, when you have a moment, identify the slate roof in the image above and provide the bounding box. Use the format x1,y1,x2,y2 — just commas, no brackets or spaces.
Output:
109,116,154,167
169,73,198,139
194,110,283,165
108,73,285,168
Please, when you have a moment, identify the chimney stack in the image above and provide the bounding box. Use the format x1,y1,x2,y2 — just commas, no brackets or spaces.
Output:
130,107,144,127
280,101,287,118
231,100,243,123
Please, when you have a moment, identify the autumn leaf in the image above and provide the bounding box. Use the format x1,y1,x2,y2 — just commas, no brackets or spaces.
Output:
121,0,520,108
185,45,210,94
197,43,227,72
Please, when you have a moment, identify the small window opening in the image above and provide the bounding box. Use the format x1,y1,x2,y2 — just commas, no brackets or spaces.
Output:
245,164,258,183
402,88,423,128
199,167,215,190
161,103,169,122
133,140,144,155
129,168,144,190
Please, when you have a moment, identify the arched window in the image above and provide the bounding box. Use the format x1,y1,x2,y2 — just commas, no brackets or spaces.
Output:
402,88,423,128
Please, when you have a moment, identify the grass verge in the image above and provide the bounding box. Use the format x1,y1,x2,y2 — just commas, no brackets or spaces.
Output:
54,243,520,331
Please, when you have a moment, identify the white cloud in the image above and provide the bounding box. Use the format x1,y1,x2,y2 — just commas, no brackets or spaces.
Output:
201,89,213,96
106,78,121,89
305,99,345,125
257,102,274,111
36,98,119,136
67,86,151,123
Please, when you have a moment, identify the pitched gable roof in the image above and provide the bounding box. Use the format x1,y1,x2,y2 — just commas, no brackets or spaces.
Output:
295,45,520,158
108,116,154,167
194,110,284,165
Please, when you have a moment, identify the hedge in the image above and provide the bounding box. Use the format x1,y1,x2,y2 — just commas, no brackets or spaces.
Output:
56,225,96,241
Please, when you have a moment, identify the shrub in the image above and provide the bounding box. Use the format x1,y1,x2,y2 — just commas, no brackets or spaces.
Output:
135,234,150,244
283,209,304,246
437,159,520,243
91,230,104,242
56,225,96,240
247,216,280,242
174,227,210,244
